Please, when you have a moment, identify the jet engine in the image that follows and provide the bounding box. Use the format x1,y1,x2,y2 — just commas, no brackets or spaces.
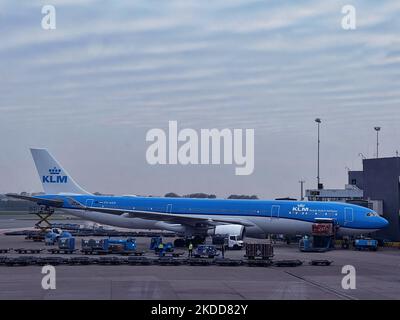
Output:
212,224,245,239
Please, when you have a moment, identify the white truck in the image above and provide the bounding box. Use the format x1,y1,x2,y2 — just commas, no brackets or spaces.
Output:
212,234,244,250
227,234,244,250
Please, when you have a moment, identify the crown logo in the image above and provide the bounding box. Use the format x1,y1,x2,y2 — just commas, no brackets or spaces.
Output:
49,167,62,175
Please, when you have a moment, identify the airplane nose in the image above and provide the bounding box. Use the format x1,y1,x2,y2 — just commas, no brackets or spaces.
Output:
379,217,389,228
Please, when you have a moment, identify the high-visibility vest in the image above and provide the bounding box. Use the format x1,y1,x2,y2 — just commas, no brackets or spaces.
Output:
189,244,193,250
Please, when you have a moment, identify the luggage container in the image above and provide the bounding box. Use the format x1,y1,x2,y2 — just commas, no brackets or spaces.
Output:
245,243,274,260
48,237,76,254
81,239,109,254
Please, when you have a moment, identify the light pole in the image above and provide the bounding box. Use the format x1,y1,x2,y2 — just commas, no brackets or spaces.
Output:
299,180,305,201
315,118,322,189
374,127,381,158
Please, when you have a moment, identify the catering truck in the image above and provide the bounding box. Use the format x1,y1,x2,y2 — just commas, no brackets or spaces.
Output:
299,219,337,252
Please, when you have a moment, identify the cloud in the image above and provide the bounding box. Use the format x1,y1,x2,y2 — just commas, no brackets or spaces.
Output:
1,0,399,196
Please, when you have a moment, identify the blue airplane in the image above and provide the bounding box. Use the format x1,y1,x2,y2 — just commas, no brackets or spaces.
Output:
7,149,388,239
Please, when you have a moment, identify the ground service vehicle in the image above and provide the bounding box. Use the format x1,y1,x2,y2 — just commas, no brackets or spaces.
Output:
45,229,72,246
299,220,336,252
212,234,243,250
354,238,378,251
108,238,137,254
150,237,174,253
194,245,219,258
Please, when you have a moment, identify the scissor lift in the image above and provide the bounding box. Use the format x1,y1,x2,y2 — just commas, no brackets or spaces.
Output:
31,205,55,231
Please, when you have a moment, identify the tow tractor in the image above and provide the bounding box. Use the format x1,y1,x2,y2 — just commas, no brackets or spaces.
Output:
150,237,174,255
81,238,141,255
299,219,338,252
108,237,140,255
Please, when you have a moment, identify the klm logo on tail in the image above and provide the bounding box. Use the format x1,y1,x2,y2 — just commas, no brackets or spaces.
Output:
42,167,68,184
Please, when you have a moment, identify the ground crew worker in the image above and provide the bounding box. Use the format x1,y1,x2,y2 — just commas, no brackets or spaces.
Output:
221,243,225,259
188,242,193,257
158,242,164,257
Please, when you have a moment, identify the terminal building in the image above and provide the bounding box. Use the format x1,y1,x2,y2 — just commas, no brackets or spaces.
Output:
306,157,400,241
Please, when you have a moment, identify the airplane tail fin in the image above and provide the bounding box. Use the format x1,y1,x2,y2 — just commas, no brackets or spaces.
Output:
30,148,91,195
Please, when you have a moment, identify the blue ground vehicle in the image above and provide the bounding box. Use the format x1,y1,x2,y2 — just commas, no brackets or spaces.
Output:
45,229,72,246
108,237,137,254
150,237,174,253
150,237,162,251
81,238,138,255
194,245,219,258
354,238,378,251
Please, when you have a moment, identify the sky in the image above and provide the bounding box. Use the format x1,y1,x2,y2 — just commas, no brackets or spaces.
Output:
0,0,399,199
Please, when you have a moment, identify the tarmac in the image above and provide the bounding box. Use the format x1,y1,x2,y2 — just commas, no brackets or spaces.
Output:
0,214,399,300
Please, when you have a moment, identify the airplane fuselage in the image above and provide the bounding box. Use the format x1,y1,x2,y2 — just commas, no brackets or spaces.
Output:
9,148,389,239
39,194,388,238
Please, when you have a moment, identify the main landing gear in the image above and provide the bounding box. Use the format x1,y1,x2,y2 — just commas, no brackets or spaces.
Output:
174,236,206,248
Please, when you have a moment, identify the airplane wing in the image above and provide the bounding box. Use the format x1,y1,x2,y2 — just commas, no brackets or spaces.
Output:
6,194,64,207
66,198,255,228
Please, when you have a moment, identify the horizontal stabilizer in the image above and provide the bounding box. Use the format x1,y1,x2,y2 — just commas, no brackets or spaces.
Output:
6,194,64,207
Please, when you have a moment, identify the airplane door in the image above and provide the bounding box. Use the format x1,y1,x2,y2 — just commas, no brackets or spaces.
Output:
85,199,94,207
345,208,354,224
166,204,172,213
271,205,280,218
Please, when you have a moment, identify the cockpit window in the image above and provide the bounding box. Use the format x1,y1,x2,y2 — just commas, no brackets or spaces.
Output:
366,212,379,217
